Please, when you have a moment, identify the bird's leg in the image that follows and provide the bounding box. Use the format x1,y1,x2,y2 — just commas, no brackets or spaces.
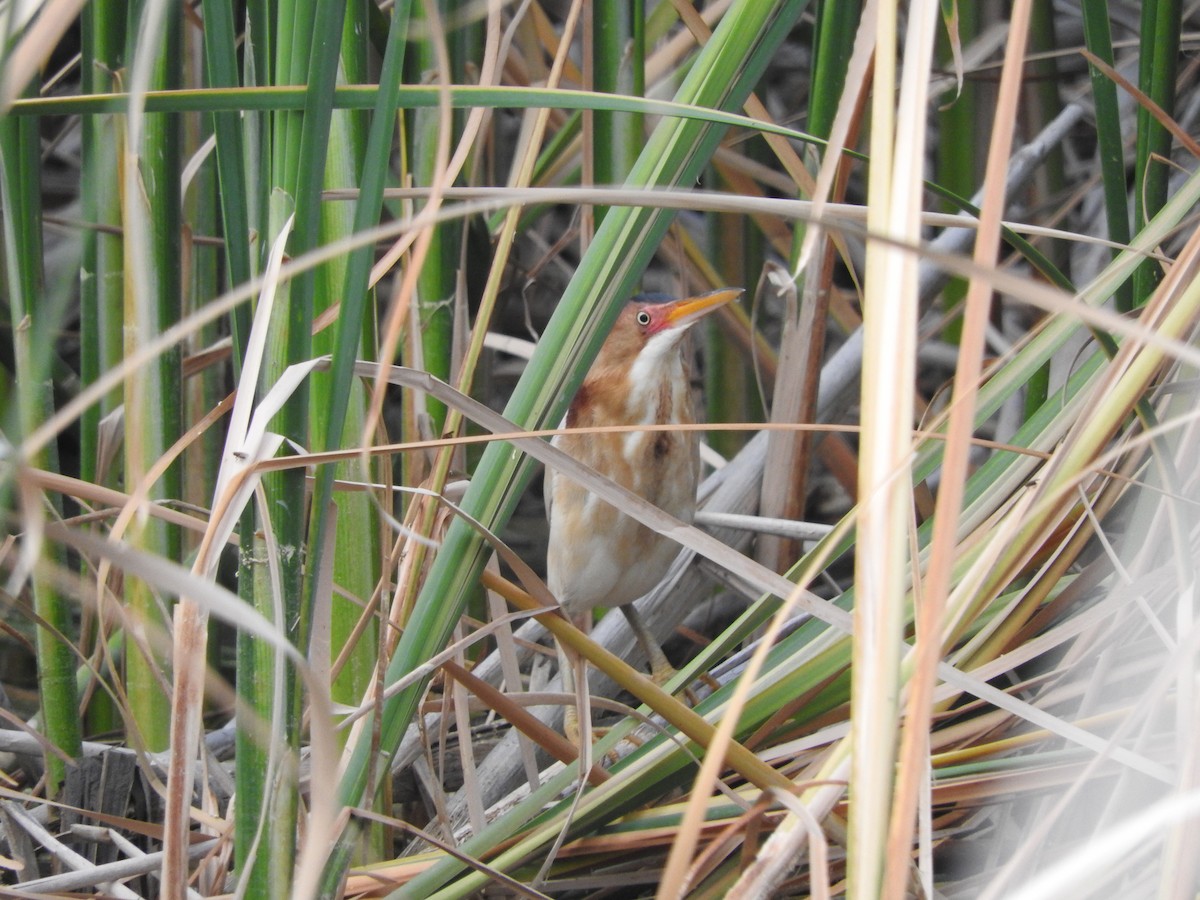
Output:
557,642,583,747
622,605,721,701
621,605,679,687
558,613,594,748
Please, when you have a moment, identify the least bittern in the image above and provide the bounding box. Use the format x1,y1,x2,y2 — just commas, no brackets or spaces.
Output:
545,287,741,738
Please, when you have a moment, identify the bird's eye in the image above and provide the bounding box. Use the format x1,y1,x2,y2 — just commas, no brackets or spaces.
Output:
635,310,652,327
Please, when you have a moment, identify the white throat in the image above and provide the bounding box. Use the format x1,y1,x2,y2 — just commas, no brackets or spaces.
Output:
625,329,686,423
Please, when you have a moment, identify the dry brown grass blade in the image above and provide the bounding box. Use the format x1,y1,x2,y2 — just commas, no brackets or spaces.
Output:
14,467,224,541
886,4,1034,896
849,0,939,892
1081,49,1200,159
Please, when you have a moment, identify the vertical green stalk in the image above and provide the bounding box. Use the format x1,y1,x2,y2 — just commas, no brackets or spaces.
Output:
239,195,305,899
79,0,127,487
407,0,460,441
204,1,281,888
182,32,223,516
806,0,859,144
238,0,347,891
592,0,644,226
305,0,411,612
1081,0,1131,312
0,104,83,796
199,0,254,365
122,0,182,753
310,0,379,719
299,26,415,864
1132,0,1181,305
229,4,271,882
243,0,274,255
241,530,299,892
78,0,127,738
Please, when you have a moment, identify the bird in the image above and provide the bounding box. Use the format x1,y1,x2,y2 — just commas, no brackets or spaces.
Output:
545,286,742,740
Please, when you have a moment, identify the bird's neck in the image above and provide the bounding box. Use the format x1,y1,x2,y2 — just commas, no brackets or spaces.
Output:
569,337,693,430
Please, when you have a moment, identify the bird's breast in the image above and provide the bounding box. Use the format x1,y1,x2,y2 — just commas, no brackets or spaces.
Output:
546,370,700,612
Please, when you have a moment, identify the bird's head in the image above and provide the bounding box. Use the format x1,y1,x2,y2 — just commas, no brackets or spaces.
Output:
568,287,742,427
594,287,743,377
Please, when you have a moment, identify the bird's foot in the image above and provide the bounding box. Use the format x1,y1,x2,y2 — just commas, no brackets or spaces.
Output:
566,710,604,748
563,705,583,747
646,657,722,706
564,706,629,765
648,656,682,691
564,704,613,743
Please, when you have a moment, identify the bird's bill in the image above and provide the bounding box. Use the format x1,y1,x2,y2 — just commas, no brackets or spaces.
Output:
663,287,743,330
